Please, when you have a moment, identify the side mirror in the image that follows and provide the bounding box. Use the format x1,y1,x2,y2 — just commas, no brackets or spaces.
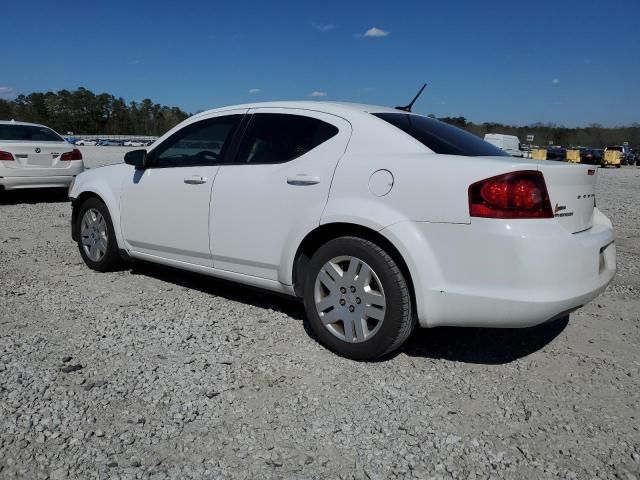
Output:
124,149,148,169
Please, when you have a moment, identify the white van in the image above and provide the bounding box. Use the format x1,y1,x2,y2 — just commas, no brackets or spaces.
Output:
484,133,526,157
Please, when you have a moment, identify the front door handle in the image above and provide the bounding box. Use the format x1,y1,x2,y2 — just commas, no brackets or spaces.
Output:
287,174,320,186
184,175,207,185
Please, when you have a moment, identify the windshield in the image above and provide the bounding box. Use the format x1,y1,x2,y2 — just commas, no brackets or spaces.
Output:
373,113,509,157
0,124,64,142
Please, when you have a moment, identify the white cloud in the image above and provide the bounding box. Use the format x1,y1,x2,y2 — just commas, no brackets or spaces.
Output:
248,88,261,94
552,78,560,84
313,23,336,32
0,86,17,99
309,91,327,97
360,27,389,38
129,59,140,65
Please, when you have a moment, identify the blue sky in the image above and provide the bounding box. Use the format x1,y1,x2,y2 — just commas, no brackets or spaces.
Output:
1,0,639,126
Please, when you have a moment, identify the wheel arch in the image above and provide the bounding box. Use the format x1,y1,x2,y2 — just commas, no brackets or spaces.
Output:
71,191,104,241
71,189,123,249
292,223,416,309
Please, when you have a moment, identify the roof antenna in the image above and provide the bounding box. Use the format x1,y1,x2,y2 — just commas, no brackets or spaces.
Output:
395,83,427,112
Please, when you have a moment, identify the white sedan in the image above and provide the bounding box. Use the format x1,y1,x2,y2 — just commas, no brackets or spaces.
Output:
0,121,84,191
69,101,616,360
123,140,147,147
74,139,98,146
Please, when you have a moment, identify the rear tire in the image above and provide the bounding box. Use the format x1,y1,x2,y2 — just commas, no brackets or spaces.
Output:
303,236,415,360
75,197,122,272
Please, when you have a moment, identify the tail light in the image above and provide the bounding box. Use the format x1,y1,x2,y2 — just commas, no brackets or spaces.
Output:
0,151,15,161
60,149,82,161
469,170,553,219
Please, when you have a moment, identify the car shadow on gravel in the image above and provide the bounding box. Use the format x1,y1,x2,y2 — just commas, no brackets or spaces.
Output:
399,316,569,364
0,189,69,205
129,263,307,320
129,262,569,365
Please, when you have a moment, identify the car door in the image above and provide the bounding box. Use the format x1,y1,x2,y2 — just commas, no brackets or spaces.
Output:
210,108,351,282
120,111,245,266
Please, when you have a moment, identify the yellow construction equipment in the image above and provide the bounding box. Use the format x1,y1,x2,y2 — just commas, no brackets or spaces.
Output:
603,150,622,168
531,149,547,160
566,149,581,163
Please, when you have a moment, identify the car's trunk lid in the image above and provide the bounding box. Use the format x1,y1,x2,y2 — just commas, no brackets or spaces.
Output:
537,162,597,233
0,141,73,169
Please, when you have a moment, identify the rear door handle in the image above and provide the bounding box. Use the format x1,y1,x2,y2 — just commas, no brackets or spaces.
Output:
287,175,320,186
184,175,207,185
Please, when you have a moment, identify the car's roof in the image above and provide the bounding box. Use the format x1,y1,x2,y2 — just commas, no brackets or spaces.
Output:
0,120,50,128
193,101,401,118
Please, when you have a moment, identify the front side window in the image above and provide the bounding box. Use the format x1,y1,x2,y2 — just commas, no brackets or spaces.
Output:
0,124,63,142
152,115,242,167
235,113,339,164
373,113,509,157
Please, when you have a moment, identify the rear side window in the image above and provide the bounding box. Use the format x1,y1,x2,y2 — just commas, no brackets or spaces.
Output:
0,124,63,142
373,113,508,157
236,113,339,164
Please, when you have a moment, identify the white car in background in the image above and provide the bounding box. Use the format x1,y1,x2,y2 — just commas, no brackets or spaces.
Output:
123,140,147,147
75,139,98,146
0,121,84,191
69,101,616,360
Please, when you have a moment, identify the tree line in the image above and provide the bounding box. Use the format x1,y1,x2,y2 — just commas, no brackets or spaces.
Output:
0,87,637,147
0,87,189,136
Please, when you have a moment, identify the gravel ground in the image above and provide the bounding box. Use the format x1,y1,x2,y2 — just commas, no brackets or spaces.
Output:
1,152,639,479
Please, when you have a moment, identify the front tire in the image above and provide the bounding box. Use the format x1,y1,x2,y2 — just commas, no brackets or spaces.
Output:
76,197,122,272
303,236,415,360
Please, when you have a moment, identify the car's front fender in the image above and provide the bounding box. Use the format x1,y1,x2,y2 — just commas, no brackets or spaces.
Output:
69,165,128,249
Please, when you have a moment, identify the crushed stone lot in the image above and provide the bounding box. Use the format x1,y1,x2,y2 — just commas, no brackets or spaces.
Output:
1,151,639,479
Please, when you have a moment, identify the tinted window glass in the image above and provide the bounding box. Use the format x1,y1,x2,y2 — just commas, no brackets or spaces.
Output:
153,115,241,167
236,113,339,164
0,124,63,142
373,113,508,157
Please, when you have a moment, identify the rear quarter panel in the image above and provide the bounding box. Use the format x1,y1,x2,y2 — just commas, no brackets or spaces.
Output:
322,153,537,226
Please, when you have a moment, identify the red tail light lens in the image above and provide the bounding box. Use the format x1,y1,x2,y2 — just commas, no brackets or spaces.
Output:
60,149,82,161
469,170,553,219
0,151,15,161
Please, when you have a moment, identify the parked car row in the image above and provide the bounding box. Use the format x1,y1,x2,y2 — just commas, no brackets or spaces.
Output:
483,133,638,167
529,145,638,167
65,137,155,147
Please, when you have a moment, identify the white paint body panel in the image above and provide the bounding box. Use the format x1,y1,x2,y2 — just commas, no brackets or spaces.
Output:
69,101,616,329
211,107,351,280
120,165,219,265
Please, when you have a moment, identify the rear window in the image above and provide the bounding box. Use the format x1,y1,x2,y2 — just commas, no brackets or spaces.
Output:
373,113,508,157
606,146,622,152
0,124,63,142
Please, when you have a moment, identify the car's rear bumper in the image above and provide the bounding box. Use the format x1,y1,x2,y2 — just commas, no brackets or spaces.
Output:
382,208,616,328
0,175,78,190
0,161,84,190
